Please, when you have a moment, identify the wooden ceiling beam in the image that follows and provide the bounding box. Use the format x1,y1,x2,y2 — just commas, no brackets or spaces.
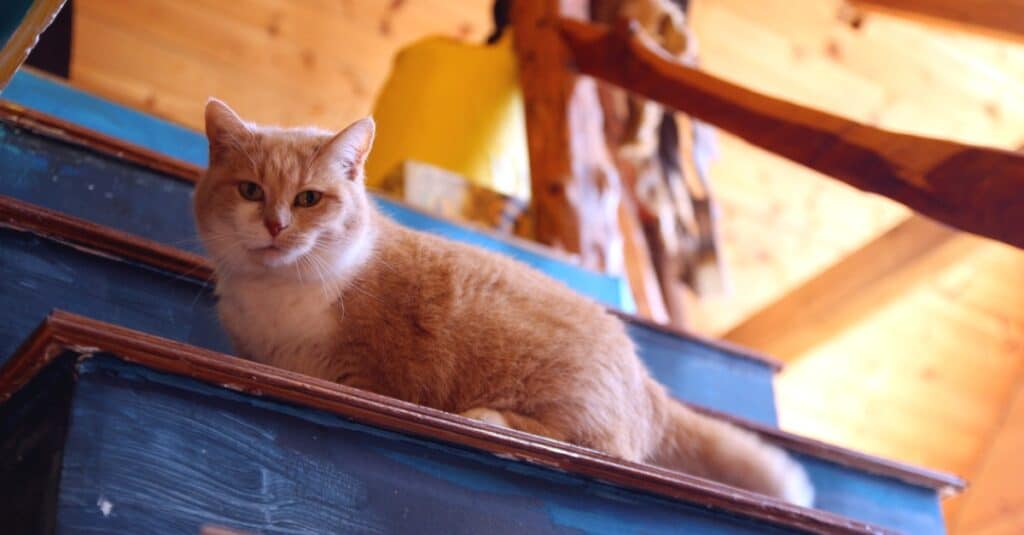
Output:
722,215,980,361
849,0,1024,43
557,18,1024,251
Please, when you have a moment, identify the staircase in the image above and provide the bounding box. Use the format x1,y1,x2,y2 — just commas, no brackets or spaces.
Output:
0,69,963,534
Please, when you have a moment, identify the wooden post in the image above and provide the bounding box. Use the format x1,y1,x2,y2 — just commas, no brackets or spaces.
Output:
511,0,623,272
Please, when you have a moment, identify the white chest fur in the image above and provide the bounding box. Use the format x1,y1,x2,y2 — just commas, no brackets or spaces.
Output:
216,277,340,377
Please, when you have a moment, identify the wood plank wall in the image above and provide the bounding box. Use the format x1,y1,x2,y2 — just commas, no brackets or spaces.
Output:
70,0,492,131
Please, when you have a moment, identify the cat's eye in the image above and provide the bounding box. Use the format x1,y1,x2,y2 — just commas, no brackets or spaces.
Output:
294,190,323,208
237,181,264,201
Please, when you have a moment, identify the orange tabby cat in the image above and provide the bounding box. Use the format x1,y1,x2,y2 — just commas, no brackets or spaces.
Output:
194,99,814,506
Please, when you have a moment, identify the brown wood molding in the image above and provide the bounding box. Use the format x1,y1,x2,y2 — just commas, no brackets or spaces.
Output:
557,18,1024,251
849,0,1024,43
691,403,965,495
0,99,203,181
0,310,890,534
0,194,965,494
0,194,213,282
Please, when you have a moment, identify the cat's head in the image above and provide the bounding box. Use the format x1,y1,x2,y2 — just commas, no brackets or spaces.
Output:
194,99,377,282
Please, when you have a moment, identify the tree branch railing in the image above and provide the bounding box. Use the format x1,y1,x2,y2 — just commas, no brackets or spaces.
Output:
557,18,1024,250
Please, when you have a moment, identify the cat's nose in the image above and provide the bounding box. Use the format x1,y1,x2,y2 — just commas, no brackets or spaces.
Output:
264,219,287,237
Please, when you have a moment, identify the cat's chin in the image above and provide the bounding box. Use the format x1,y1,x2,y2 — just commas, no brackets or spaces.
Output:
248,245,302,269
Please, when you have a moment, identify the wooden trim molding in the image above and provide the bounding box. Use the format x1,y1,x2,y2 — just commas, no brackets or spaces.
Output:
0,310,890,534
0,100,203,181
0,194,965,494
558,18,1024,251
691,404,966,495
0,194,213,281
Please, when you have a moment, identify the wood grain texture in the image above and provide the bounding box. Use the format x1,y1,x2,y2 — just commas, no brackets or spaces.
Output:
557,18,1024,250
0,312,892,534
951,379,1024,534
69,0,492,131
724,215,977,360
511,0,624,271
851,0,1024,43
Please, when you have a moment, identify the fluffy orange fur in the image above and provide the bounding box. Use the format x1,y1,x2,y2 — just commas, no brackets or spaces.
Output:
194,99,814,506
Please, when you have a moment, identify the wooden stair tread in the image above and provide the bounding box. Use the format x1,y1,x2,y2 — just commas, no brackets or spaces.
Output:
0,193,963,494
0,310,892,535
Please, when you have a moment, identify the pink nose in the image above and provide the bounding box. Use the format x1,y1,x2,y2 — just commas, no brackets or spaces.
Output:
264,220,287,237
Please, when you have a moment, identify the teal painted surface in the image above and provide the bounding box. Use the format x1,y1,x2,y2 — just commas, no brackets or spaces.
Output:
3,70,209,166
1,69,633,311
55,355,794,535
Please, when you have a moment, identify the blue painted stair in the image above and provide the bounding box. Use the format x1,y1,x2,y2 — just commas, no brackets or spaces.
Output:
2,312,884,535
0,68,964,533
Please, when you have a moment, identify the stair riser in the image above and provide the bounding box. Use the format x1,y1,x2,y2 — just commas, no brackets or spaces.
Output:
0,229,230,362
22,353,792,535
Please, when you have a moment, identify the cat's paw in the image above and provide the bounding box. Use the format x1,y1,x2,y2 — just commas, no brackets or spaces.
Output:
460,408,509,427
773,452,815,508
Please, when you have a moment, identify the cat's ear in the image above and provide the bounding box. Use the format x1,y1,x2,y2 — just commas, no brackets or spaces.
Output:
319,117,375,181
204,98,250,162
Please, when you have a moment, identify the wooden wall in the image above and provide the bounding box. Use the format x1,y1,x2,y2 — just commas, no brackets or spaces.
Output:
60,0,1024,531
686,1,1024,529
70,0,492,131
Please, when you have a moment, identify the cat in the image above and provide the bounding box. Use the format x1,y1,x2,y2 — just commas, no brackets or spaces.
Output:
194,99,814,507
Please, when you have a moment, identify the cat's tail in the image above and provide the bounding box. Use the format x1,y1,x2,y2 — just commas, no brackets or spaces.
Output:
647,382,815,507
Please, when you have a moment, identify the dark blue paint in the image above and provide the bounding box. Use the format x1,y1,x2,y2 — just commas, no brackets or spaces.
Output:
0,69,633,310
57,355,795,535
797,454,944,535
0,353,76,535
0,229,231,364
627,323,777,425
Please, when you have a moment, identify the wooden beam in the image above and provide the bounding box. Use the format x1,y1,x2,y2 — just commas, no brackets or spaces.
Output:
0,0,67,90
950,376,1024,533
723,215,979,361
511,2,624,271
850,0,1024,43
557,19,1024,251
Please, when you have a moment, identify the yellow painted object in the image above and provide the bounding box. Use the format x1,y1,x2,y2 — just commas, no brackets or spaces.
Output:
366,34,531,202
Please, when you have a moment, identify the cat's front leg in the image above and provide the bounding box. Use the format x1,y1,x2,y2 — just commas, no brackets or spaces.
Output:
459,408,569,443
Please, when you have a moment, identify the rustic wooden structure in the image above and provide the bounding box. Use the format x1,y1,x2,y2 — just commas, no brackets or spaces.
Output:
510,0,624,272
557,18,1024,251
